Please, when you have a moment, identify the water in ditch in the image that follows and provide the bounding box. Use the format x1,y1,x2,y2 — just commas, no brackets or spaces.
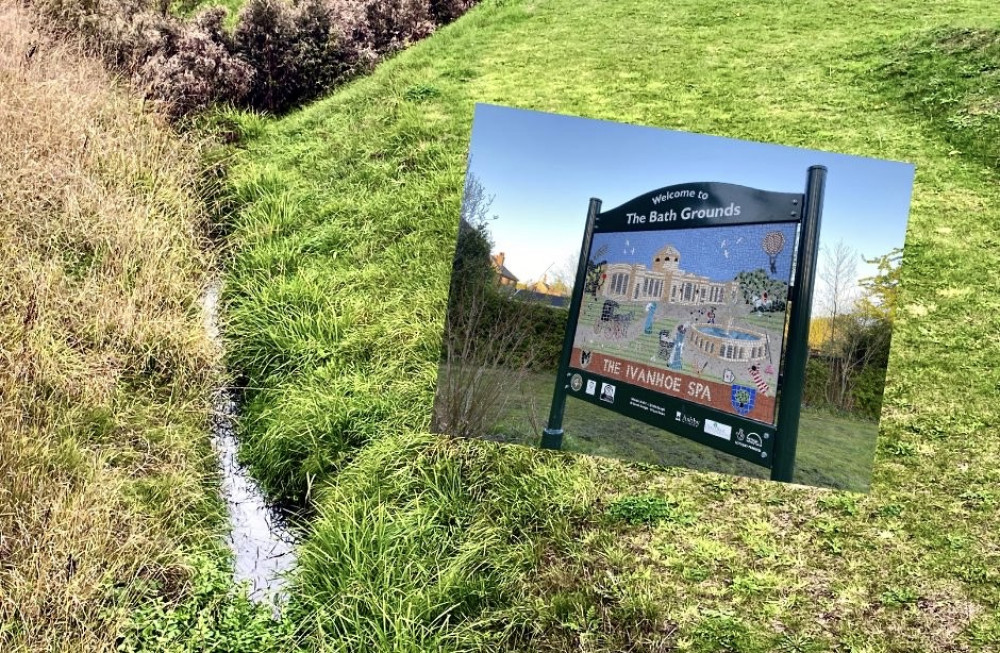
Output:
204,280,297,612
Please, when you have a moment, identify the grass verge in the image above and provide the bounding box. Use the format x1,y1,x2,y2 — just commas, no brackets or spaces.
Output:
221,0,1000,649
489,369,877,492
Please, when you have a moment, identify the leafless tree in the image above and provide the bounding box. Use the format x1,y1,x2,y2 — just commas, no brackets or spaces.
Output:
817,240,860,406
816,240,898,413
433,171,539,440
547,251,581,295
460,166,497,229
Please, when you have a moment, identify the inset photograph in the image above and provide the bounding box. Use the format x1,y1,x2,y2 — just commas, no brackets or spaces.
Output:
433,104,915,493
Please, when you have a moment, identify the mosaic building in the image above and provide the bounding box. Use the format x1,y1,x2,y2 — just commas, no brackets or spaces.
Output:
600,244,738,306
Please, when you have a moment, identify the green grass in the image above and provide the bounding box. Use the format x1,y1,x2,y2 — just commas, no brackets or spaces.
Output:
172,0,245,25
220,0,1000,650
489,369,877,492
878,27,1000,171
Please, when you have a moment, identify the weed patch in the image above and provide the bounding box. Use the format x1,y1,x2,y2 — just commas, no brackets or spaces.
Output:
606,495,697,526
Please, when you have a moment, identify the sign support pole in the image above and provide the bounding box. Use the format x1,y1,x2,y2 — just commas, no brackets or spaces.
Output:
770,165,826,482
541,197,602,450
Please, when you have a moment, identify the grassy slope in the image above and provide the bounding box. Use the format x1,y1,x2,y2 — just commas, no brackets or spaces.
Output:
224,0,1000,650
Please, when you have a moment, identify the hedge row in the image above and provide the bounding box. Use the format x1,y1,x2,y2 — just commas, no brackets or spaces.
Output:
32,0,478,117
803,356,886,421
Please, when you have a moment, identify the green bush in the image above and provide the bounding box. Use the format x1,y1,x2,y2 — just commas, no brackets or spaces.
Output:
803,357,832,409
444,218,567,372
851,363,887,421
483,295,567,371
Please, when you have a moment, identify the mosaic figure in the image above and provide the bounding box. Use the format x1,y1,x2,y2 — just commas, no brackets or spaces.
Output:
668,322,687,370
656,329,674,361
644,301,658,334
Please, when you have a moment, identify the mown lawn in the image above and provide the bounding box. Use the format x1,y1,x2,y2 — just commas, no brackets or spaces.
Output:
220,0,1000,650
489,369,877,493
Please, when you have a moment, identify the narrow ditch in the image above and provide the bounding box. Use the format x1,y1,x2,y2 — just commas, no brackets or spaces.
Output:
203,279,298,612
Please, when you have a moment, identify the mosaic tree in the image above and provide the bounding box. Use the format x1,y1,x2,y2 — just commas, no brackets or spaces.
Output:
735,268,789,312
583,244,608,300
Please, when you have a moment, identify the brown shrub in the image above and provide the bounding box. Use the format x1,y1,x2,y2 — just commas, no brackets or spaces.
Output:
29,0,479,118
428,0,475,23
138,7,253,117
328,0,435,62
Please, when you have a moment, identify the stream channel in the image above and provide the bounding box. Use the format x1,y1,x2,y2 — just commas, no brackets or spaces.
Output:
204,280,298,612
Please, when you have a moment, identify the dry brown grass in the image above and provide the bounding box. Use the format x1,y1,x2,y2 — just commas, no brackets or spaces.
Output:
0,3,221,649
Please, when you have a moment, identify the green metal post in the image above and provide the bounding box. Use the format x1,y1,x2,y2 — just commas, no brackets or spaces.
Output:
771,166,827,482
541,198,602,450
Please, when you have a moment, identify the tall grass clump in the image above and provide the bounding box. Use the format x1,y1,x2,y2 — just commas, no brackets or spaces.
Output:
286,432,599,651
0,5,246,649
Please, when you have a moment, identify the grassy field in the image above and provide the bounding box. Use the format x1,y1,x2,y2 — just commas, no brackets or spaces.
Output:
489,370,878,492
216,0,1000,650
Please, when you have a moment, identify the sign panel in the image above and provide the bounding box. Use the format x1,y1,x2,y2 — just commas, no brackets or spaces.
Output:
570,221,798,426
552,181,810,468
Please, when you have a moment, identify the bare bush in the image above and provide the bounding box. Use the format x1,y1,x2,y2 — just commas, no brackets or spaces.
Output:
139,8,253,117
433,278,540,441
432,187,538,440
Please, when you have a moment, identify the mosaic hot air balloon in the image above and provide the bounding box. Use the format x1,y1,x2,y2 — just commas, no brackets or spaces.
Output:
762,231,786,275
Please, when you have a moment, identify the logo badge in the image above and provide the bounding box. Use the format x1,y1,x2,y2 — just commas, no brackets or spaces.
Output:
585,379,597,395
675,411,700,428
723,368,735,384
570,374,583,392
704,419,732,440
580,350,592,369
730,384,756,416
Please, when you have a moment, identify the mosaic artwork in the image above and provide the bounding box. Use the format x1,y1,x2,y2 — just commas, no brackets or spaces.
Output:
570,221,799,425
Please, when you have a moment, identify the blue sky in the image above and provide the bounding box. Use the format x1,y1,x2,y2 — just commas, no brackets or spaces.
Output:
465,104,915,312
